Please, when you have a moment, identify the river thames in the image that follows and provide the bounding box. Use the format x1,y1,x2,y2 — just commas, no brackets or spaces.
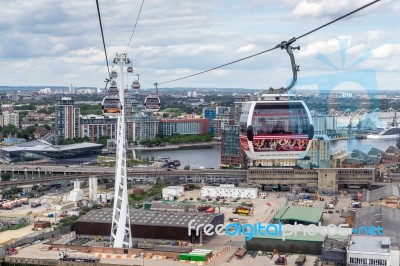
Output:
138,139,397,169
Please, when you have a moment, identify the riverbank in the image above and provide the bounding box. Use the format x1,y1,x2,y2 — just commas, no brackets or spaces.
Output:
130,141,220,151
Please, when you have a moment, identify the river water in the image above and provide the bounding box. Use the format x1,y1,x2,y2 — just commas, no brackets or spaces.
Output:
138,139,397,169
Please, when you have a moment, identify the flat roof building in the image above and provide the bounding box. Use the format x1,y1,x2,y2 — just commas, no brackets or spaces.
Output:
75,208,224,244
347,236,399,266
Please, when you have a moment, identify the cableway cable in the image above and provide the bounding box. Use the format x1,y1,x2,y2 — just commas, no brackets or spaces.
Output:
156,0,381,86
124,0,145,54
95,0,111,78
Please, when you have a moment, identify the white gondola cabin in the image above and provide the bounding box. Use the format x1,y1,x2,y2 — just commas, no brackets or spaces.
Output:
144,96,160,111
102,96,122,116
239,100,314,160
110,71,118,79
131,80,140,90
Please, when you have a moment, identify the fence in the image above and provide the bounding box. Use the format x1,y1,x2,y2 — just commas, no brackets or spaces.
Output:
0,227,70,256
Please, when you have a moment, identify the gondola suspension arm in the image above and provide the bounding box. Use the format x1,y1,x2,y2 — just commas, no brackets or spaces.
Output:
268,37,300,94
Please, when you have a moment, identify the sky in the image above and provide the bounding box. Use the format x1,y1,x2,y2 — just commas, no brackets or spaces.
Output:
0,0,399,91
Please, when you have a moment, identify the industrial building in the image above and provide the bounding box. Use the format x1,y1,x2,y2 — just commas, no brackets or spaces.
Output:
246,233,325,255
247,167,375,193
347,236,399,266
353,205,400,245
321,238,347,266
162,186,184,200
361,184,400,208
273,206,323,225
0,139,103,164
75,208,224,243
201,184,258,199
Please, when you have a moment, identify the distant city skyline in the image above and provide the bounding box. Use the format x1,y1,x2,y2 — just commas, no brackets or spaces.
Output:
0,0,399,90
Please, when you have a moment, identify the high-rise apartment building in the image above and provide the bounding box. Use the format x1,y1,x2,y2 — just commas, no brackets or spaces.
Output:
158,118,210,136
220,125,246,168
132,113,159,143
80,115,117,142
1,111,19,127
55,97,80,143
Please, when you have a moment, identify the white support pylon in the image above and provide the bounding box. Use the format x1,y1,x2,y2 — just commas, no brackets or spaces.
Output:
110,53,132,248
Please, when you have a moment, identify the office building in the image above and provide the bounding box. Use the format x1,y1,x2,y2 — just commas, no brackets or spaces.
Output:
203,107,216,136
347,236,398,266
312,115,337,135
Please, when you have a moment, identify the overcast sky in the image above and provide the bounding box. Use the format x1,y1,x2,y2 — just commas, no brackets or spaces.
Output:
0,0,399,91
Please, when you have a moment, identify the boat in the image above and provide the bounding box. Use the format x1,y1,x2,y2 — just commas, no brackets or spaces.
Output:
366,127,400,139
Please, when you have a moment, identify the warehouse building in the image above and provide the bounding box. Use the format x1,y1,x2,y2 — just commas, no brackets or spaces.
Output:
353,205,400,245
246,233,325,255
273,206,323,225
75,208,224,243
361,184,400,209
201,184,258,199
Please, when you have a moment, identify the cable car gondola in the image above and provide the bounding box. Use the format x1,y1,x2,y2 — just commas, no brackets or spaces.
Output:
131,80,140,90
131,74,140,90
108,80,119,95
240,100,314,160
144,96,160,111
102,96,122,116
110,70,118,79
127,66,133,73
144,83,160,111
239,39,314,160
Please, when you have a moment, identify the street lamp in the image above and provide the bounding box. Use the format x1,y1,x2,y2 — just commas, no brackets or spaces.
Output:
141,252,144,266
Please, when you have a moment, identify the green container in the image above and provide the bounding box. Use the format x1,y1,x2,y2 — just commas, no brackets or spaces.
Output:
179,253,207,262
143,202,152,210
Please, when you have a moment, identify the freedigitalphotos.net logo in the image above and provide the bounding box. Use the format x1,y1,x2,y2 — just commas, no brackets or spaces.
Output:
188,220,383,241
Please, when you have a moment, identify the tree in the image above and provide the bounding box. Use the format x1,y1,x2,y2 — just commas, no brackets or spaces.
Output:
184,165,190,170
43,124,51,130
26,125,36,135
1,172,11,181
2,124,17,135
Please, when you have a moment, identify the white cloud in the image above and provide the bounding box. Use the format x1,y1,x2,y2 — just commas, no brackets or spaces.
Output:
236,44,256,53
393,2,400,12
0,0,398,90
291,0,384,19
372,44,400,59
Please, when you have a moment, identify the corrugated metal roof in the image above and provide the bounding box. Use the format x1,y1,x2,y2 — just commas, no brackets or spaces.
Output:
354,205,400,244
364,184,400,202
274,206,323,224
